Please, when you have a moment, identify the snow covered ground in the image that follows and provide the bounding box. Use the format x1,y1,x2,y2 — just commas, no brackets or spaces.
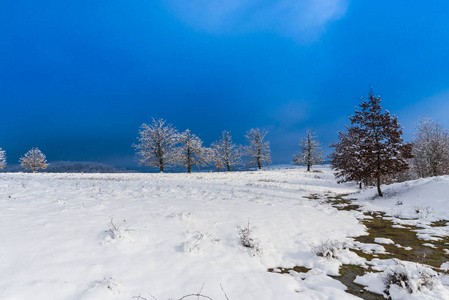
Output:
0,166,448,299
352,175,449,299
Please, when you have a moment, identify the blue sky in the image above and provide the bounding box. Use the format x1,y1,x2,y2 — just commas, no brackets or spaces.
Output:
1,1,449,168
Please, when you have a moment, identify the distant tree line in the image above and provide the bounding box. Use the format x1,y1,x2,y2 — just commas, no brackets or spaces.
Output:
1,89,448,187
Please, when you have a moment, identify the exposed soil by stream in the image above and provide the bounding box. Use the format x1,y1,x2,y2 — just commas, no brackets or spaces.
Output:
269,193,449,299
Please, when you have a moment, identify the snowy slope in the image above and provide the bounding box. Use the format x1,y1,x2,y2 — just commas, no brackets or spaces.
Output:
0,166,368,300
355,175,449,222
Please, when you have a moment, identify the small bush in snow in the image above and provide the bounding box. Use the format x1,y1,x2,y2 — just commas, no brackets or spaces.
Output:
105,217,133,242
88,277,121,295
383,260,437,295
312,240,348,259
414,206,434,218
182,231,214,254
237,220,260,254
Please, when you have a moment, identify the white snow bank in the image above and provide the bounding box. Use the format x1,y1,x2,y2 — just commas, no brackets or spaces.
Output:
355,259,449,300
355,175,449,221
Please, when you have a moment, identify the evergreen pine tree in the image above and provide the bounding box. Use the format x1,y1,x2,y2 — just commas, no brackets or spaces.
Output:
330,89,413,196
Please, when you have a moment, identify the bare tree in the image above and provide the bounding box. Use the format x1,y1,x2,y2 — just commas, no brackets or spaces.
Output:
293,129,323,171
20,148,49,173
174,129,208,173
0,148,6,170
133,118,178,172
208,147,225,172
245,128,271,170
412,116,449,177
330,89,412,196
211,130,242,172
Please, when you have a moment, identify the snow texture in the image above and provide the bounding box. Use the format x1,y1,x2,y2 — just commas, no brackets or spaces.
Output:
0,166,367,300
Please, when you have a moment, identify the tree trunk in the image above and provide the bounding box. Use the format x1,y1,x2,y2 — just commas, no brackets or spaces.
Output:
160,165,163,173
227,163,230,172
307,164,310,172
188,165,191,173
376,134,382,196
257,158,261,170
377,175,383,197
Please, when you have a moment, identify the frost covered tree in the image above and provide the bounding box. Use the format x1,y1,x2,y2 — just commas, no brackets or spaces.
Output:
293,129,323,171
20,148,49,173
174,129,208,173
330,90,412,196
208,147,225,172
245,128,271,170
412,117,449,177
330,126,367,188
0,148,6,170
211,130,242,172
133,118,178,172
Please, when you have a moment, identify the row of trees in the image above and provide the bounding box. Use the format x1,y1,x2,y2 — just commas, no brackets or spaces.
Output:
3,93,447,191
133,119,329,174
0,147,49,173
133,119,272,173
0,123,323,174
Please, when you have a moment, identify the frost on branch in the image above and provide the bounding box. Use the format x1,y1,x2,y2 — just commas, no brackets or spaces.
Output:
19,147,49,173
412,116,449,178
133,118,178,172
0,148,6,170
207,147,225,172
312,240,348,259
237,220,261,255
211,130,242,172
329,89,413,196
173,129,208,173
382,260,438,296
245,128,271,170
329,126,367,188
292,129,323,171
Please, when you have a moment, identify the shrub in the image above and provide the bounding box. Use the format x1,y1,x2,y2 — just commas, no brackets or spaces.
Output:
383,260,437,295
312,240,348,259
237,220,260,255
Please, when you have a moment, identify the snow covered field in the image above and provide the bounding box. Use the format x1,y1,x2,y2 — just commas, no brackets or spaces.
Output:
0,166,448,299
